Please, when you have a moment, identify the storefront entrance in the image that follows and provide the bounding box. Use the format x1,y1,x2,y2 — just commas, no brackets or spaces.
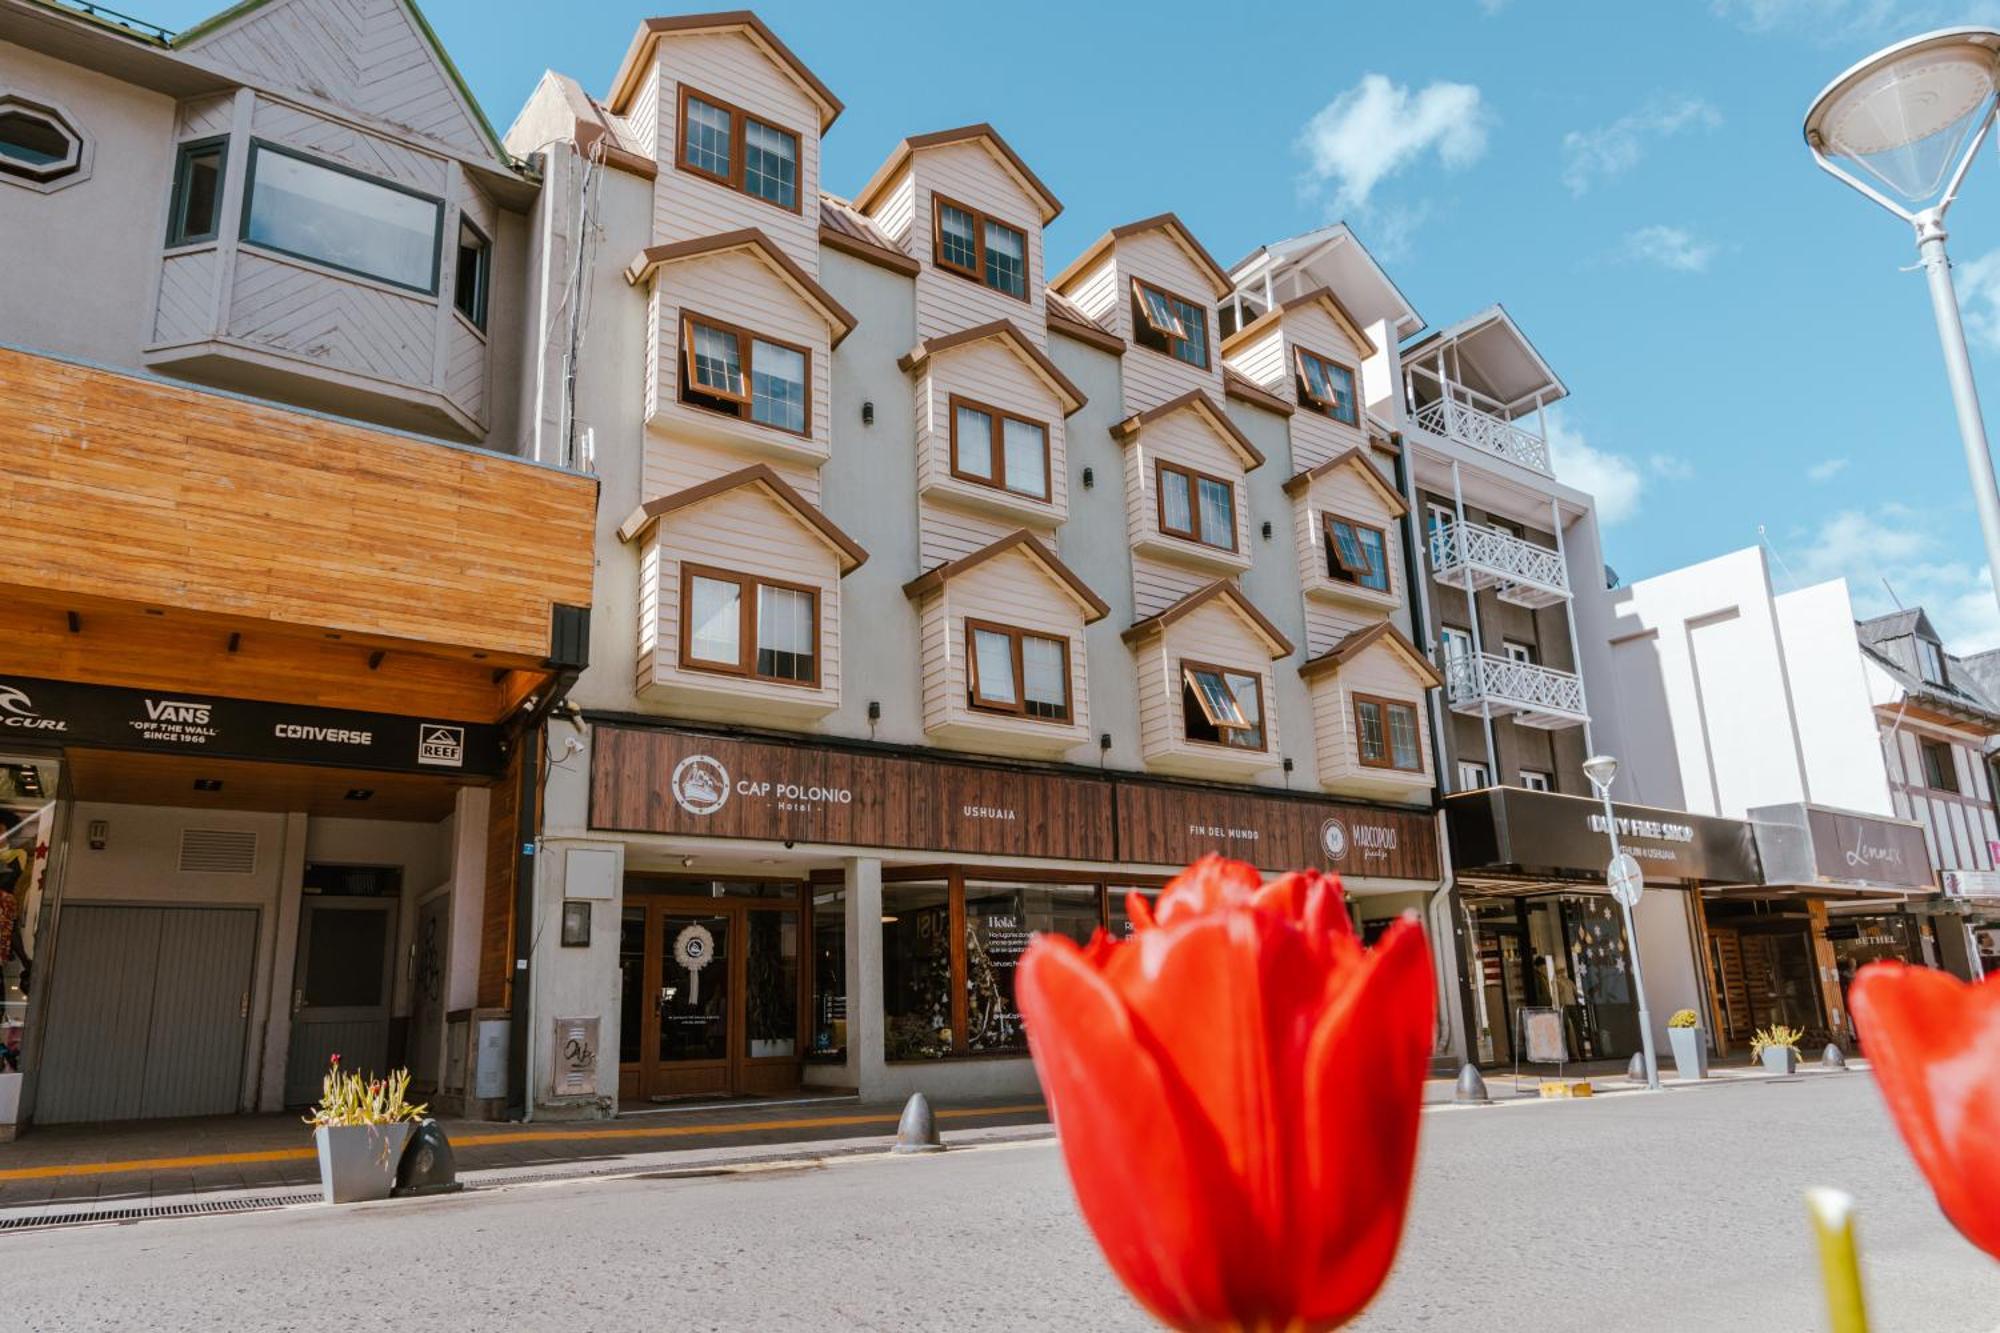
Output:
1464,893,1642,1066
619,880,805,1102
1704,912,1827,1048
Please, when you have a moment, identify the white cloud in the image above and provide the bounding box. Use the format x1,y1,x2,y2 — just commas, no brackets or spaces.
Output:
1712,0,2000,38
1956,248,2000,351
1623,224,1716,273
1545,409,1644,525
1788,506,2000,651
1807,458,1850,483
1649,453,1694,480
1297,74,1491,213
1561,97,1721,195
1476,0,1510,11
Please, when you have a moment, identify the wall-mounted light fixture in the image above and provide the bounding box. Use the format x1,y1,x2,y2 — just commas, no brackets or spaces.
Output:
1099,732,1112,751
1261,520,1274,541
862,400,875,426
87,819,108,851
1082,466,1095,489
867,700,881,722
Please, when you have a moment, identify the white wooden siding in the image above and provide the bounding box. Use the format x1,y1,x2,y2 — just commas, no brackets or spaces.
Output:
251,95,450,195
443,316,486,426
914,547,1091,754
1132,597,1280,777
645,431,820,507
1063,256,1119,329
227,249,436,387
1225,326,1285,393
914,339,1069,554
184,0,496,161
909,142,1046,346
626,65,660,161
1293,462,1402,644
153,249,222,348
648,33,821,270
1305,642,1433,795
871,171,917,251
177,94,234,139
1123,408,1252,616
638,483,842,711
1279,303,1370,472
1115,230,1223,414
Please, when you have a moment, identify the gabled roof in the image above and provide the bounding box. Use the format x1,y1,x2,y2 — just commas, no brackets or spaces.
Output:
1111,389,1265,470
605,12,842,131
896,319,1087,414
820,193,918,275
1121,580,1294,660
1298,622,1443,688
617,464,867,572
1218,285,1378,360
1281,445,1407,515
626,229,857,346
1227,222,1423,342
1857,608,1933,647
1050,213,1233,300
1400,304,1567,414
901,530,1110,623
1222,368,1293,418
1045,289,1124,354
852,124,1062,224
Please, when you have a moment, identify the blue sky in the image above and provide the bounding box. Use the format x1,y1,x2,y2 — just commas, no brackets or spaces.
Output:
141,0,2000,647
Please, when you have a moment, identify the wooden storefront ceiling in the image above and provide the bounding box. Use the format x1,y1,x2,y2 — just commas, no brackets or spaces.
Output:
64,748,471,822
1,347,597,663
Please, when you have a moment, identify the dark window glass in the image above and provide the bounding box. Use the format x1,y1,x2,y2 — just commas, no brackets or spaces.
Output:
1922,738,1960,793
302,864,402,898
168,141,225,245
453,220,489,329
682,95,732,178
0,109,68,167
242,144,441,292
810,888,847,1062
743,118,797,207
938,202,978,273
964,884,1099,1054
619,906,646,1064
658,914,730,1062
744,909,799,1059
301,908,389,1007
1107,887,1161,938
982,219,1026,297
881,883,953,1060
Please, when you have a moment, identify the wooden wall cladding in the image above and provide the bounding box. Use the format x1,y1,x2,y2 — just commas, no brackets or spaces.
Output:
590,725,1441,880
0,348,596,661
479,739,525,1010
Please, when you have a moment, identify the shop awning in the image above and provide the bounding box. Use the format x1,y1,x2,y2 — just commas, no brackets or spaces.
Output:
1748,803,1934,898
1444,787,1761,888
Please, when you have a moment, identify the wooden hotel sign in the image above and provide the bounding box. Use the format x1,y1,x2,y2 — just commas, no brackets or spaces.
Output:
590,724,1440,880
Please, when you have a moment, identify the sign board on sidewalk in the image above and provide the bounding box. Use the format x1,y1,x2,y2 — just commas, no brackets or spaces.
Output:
1521,1007,1566,1064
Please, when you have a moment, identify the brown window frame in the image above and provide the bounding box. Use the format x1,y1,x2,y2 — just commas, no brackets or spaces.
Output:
1294,345,1360,425
929,191,1029,301
1155,460,1238,552
946,394,1052,501
674,83,804,214
1353,692,1423,772
964,618,1073,724
1180,658,1267,752
678,309,813,438
1919,736,1960,793
1323,513,1391,591
1130,277,1210,369
677,562,823,688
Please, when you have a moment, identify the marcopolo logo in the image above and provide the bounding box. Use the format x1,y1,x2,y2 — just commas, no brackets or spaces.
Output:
1321,815,1399,864
0,685,65,733
671,754,731,816
418,724,466,768
1320,817,1349,862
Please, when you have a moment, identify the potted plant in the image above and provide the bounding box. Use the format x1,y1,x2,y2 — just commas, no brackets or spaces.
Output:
1666,1008,1708,1080
1750,1024,1804,1075
305,1056,426,1204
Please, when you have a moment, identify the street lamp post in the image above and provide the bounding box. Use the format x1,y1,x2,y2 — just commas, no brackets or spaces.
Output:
1582,754,1659,1091
1806,29,2000,623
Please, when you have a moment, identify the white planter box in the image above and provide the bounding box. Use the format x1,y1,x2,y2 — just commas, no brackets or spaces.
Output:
314,1123,412,1204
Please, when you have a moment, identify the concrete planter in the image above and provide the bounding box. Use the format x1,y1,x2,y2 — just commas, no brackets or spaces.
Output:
1668,1027,1709,1080
314,1123,412,1205
1760,1046,1799,1075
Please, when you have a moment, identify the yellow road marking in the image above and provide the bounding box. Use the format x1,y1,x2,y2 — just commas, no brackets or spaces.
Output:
0,1103,1048,1184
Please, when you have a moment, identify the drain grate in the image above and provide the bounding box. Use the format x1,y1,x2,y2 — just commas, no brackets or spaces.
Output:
0,1189,318,1232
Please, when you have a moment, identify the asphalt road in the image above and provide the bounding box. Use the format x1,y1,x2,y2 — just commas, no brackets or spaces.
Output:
9,1074,1996,1331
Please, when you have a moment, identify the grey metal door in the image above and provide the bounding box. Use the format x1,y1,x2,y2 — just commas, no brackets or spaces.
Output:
34,905,257,1124
283,897,396,1105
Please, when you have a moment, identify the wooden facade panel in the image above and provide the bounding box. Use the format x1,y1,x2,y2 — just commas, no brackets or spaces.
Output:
478,740,524,1010
1114,781,1437,879
0,348,595,660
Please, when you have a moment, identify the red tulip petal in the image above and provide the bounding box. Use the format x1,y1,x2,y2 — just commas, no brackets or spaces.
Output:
1852,962,2000,1259
1100,907,1334,1312
1154,854,1263,927
1018,933,1243,1329
1124,890,1158,934
1297,917,1435,1327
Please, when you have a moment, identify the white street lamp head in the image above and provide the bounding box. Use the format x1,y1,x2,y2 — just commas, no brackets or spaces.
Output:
1804,28,2000,218
1581,754,1618,792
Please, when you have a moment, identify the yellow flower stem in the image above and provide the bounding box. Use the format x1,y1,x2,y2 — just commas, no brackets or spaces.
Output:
1806,1188,1869,1333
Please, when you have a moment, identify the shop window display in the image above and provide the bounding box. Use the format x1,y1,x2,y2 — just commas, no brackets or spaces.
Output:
809,887,846,1062
0,754,60,1085
963,884,1097,1054
881,883,953,1060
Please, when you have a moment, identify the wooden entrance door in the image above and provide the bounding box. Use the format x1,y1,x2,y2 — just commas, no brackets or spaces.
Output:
620,884,805,1101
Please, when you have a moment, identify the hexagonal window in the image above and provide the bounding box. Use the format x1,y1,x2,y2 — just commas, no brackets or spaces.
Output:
0,95,91,192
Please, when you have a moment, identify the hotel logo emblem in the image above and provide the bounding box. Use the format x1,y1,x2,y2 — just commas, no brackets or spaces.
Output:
671,754,731,816
1320,817,1349,862
418,724,466,768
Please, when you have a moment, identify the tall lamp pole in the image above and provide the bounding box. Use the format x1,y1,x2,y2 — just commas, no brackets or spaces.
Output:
1583,754,1658,1091
1806,29,2000,621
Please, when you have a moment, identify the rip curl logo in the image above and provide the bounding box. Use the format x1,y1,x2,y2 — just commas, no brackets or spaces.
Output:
0,685,65,733
671,754,731,816
1320,817,1349,862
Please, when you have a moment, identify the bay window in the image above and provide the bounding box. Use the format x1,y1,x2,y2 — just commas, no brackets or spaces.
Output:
1295,347,1359,425
949,396,1050,499
1354,694,1423,772
931,193,1029,299
1181,661,1266,751
966,620,1071,722
1324,515,1390,592
1157,461,1236,551
676,85,801,211
1131,278,1209,368
680,312,810,435
241,141,442,292
679,564,820,686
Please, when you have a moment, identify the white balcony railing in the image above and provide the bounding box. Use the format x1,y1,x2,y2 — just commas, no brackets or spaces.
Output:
1413,398,1552,476
1428,520,1570,608
1444,651,1587,729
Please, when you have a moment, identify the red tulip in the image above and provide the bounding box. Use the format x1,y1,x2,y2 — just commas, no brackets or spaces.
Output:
1018,854,1434,1331
1850,961,2000,1259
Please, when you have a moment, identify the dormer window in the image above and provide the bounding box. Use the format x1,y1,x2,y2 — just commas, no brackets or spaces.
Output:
680,311,810,435
1181,661,1265,750
1296,347,1359,425
950,396,1049,499
677,85,801,211
681,564,820,685
1918,637,1948,686
967,620,1072,722
1131,279,1209,369
931,194,1028,299
1324,515,1389,591
1157,461,1236,551
1355,695,1423,772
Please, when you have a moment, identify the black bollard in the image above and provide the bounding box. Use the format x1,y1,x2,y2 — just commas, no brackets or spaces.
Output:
393,1118,464,1197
